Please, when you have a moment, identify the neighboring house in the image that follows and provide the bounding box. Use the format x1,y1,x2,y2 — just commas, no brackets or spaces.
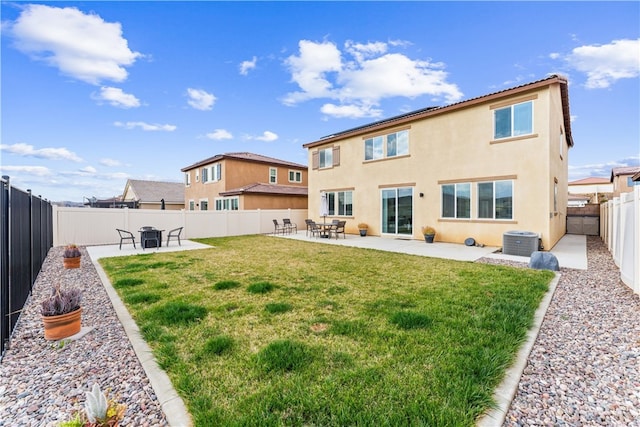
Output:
122,179,185,210
180,152,308,210
83,195,136,209
568,177,612,204
303,74,573,250
610,166,640,198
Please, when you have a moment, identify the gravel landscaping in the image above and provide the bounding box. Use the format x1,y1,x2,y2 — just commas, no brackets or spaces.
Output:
0,236,638,426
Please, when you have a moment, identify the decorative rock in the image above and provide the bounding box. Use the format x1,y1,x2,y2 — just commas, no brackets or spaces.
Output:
528,251,560,271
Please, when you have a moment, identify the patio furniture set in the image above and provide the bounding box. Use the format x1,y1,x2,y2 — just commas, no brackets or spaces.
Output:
116,226,183,250
273,219,346,239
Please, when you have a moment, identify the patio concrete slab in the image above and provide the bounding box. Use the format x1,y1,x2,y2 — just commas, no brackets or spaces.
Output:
86,239,212,260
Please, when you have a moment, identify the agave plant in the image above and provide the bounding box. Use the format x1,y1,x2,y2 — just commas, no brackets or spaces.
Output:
40,284,82,317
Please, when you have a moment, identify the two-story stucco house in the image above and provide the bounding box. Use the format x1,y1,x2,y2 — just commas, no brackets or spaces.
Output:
181,152,308,211
303,75,573,250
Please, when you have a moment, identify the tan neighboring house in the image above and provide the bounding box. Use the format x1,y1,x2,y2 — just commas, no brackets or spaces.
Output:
568,177,612,204
122,179,185,210
610,166,640,198
303,74,573,250
180,152,308,210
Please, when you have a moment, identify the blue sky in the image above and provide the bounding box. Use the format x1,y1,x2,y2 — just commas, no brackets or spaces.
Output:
1,1,639,203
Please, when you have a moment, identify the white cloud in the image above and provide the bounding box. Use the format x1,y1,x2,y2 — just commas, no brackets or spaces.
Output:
564,39,640,89
7,4,141,85
0,142,82,162
282,39,463,118
187,88,216,110
568,156,640,180
251,131,278,142
240,56,257,75
94,86,141,108
320,103,383,119
0,165,52,176
206,129,233,140
114,121,176,131
99,158,122,167
79,166,97,174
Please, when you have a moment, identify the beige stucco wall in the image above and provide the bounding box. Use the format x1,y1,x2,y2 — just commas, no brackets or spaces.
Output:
306,83,570,250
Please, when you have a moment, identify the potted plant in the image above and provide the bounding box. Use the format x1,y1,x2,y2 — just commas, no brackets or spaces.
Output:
41,283,82,340
63,244,82,269
421,226,436,243
357,223,368,237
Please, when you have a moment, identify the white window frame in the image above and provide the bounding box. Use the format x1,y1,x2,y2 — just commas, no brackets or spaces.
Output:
493,100,533,140
185,172,191,186
319,148,333,169
200,199,209,211
325,190,353,216
201,167,209,183
288,170,302,183
441,183,471,219
188,200,195,211
365,130,409,161
477,180,513,220
215,196,239,211
269,167,277,184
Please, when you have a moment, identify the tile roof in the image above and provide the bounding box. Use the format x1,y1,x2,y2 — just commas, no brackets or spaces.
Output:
219,183,308,197
568,177,611,185
125,179,185,203
610,166,640,182
304,74,573,148
181,152,307,172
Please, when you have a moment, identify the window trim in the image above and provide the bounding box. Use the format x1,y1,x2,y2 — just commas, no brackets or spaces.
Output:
269,167,277,184
364,129,409,161
492,99,534,141
215,196,239,211
441,182,471,219
323,189,353,217
288,170,302,183
200,199,209,211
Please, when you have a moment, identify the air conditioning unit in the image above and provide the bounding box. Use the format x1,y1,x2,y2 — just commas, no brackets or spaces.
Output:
502,231,539,257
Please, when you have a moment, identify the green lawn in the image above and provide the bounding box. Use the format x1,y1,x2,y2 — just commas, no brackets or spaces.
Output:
100,235,553,427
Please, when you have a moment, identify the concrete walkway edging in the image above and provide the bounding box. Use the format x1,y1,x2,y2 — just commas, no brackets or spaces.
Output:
476,272,562,426
91,256,193,427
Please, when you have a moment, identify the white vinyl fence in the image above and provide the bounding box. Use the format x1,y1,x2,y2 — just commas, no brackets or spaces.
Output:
601,186,639,295
53,207,308,247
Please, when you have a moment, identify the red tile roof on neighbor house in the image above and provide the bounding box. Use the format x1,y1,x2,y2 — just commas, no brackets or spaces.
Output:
569,177,611,185
610,166,640,182
181,152,306,172
219,183,308,197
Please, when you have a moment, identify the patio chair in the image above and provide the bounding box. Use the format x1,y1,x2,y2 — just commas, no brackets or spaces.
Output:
304,219,314,236
309,221,323,238
330,220,347,239
283,218,297,234
116,228,136,250
166,226,183,246
273,219,286,235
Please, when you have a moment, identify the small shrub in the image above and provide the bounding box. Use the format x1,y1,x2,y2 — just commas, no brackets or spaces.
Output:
214,280,241,290
114,278,144,288
63,244,81,258
203,335,234,356
40,284,82,316
264,302,293,314
247,281,276,294
256,340,313,372
390,311,433,330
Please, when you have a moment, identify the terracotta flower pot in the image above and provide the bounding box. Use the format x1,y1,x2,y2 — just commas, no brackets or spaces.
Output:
42,308,82,340
63,256,81,269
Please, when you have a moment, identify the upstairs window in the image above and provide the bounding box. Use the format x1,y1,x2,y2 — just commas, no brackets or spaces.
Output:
365,130,409,160
211,163,222,181
289,170,302,183
185,172,191,186
319,148,333,168
269,168,277,184
201,167,209,183
494,101,533,139
312,146,340,169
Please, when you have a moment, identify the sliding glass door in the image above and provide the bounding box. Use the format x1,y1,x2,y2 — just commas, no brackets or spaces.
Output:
381,187,413,235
